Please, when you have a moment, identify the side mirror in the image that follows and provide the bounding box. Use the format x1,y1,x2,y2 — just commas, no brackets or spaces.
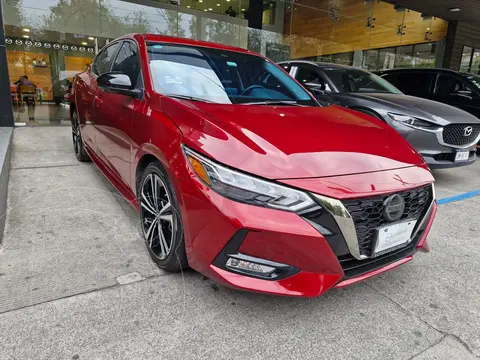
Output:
97,72,142,98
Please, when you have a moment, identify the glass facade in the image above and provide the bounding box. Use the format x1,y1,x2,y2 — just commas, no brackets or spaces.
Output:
460,46,480,74
1,0,448,125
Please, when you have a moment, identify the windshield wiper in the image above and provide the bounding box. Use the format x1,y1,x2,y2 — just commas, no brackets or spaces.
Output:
242,100,303,106
164,94,213,103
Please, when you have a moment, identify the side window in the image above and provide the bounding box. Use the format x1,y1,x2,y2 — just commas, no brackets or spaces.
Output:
295,66,331,91
395,72,433,96
381,73,399,86
111,41,142,88
435,75,470,95
92,42,121,76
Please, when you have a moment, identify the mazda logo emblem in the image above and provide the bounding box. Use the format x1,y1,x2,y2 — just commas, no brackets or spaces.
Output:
383,194,405,222
464,126,473,137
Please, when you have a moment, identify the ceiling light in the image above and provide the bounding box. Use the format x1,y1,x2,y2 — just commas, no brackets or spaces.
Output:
88,36,95,40
216,3,220,6
199,0,203,2
449,7,461,12
82,42,88,45
241,8,245,11
187,5,190,7
226,0,230,2
22,28,30,32
22,35,29,38
208,7,213,10
204,9,207,11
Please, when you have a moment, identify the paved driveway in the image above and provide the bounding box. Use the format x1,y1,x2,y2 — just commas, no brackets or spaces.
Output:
0,127,479,360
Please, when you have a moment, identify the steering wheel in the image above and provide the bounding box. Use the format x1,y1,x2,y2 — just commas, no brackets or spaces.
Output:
240,85,265,96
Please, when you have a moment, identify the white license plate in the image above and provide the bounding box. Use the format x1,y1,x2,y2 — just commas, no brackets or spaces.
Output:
455,151,469,162
375,220,417,255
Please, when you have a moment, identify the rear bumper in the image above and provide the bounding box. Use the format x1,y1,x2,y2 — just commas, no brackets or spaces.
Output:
179,165,436,297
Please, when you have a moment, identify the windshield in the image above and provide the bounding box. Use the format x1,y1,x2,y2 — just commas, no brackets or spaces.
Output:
147,43,317,105
323,67,403,94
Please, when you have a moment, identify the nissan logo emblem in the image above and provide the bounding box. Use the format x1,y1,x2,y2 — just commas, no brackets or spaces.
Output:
383,194,405,222
464,126,473,137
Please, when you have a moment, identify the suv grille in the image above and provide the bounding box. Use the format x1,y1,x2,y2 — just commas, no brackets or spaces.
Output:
342,186,432,257
442,124,480,146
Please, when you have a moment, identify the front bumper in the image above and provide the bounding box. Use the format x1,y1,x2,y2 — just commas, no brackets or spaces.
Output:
421,148,477,169
393,122,478,168
178,166,436,297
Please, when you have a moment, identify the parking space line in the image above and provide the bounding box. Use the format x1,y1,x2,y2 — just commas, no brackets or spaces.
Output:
437,190,480,205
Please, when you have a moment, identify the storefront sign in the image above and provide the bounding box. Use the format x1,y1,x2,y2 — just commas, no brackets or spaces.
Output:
5,38,94,53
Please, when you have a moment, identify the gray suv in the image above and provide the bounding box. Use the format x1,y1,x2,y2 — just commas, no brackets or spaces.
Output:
279,61,480,169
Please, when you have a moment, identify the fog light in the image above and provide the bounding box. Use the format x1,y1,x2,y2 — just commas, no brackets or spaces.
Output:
226,257,276,276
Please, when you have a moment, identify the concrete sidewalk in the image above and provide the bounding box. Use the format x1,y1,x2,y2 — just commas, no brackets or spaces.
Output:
0,127,479,360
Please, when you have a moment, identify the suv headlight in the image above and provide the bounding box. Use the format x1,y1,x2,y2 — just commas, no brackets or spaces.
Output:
183,146,316,212
388,113,440,131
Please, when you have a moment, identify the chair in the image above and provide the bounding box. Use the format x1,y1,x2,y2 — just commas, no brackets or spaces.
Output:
18,84,37,107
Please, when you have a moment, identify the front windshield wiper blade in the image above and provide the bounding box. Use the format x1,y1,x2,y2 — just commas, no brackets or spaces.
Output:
164,94,214,103
242,100,303,106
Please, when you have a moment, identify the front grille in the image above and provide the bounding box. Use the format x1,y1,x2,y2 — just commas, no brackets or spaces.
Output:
342,186,432,257
442,124,480,146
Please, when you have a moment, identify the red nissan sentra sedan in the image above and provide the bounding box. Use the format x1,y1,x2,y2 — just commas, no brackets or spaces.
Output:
70,34,437,297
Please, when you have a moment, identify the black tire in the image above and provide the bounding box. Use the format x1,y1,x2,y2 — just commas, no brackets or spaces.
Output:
72,111,90,162
138,161,188,272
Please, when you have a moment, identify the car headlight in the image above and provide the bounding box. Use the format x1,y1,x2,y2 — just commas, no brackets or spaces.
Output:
183,146,316,212
388,113,440,131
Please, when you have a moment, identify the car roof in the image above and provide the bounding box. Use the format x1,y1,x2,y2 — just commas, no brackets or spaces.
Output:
278,60,375,73
279,60,356,69
120,33,257,56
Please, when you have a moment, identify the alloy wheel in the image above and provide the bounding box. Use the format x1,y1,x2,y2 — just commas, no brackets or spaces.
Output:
140,173,175,260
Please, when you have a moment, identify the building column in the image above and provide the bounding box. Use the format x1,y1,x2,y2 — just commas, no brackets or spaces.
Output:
247,0,263,30
0,2,14,127
442,20,459,70
246,0,264,53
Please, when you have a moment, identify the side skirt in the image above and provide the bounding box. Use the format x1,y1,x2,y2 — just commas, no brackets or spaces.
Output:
84,144,139,212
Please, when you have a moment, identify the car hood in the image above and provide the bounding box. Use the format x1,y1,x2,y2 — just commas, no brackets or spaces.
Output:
162,98,424,180
346,93,480,125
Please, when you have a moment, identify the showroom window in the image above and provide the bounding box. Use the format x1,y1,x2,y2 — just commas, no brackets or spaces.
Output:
460,46,473,72
302,52,355,66
362,43,437,70
1,0,449,125
460,46,480,74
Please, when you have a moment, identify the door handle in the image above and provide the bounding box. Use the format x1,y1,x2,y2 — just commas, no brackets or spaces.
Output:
94,95,104,106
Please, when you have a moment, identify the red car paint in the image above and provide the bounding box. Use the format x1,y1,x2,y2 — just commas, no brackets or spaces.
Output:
71,34,436,297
